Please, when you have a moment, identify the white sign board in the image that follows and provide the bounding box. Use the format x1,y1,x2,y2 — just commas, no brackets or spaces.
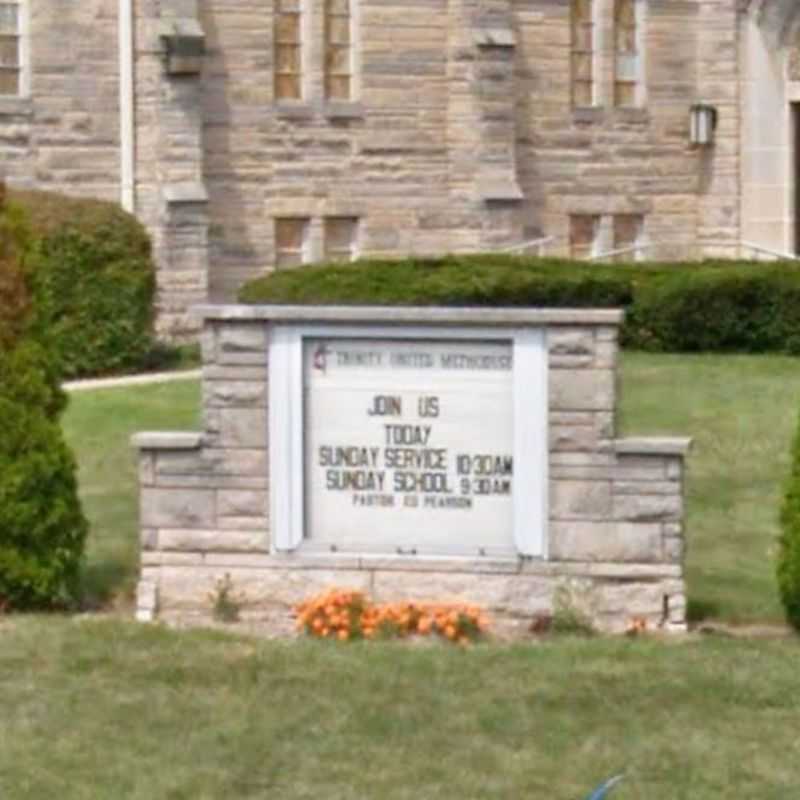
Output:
303,337,516,555
269,324,548,559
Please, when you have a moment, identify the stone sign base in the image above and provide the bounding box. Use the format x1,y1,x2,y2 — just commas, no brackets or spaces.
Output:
134,306,690,635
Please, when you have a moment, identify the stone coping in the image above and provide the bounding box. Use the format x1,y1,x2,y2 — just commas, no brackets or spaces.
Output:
193,304,625,327
132,432,203,450
142,549,683,579
614,437,693,456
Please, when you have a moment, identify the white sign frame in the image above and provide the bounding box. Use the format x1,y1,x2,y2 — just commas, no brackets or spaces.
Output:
269,323,549,559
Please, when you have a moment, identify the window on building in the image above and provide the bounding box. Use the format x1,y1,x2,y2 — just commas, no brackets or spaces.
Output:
614,0,639,107
324,216,358,261
274,0,304,101
571,0,594,107
275,218,310,268
324,0,352,101
570,215,599,259
0,1,22,96
613,214,643,260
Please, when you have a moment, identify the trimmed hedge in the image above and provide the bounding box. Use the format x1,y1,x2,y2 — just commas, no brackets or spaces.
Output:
778,409,800,631
239,255,635,308
625,263,800,353
239,255,800,354
5,189,165,378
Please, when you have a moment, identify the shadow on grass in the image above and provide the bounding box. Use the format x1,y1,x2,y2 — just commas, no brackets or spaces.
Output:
687,598,722,624
79,560,135,610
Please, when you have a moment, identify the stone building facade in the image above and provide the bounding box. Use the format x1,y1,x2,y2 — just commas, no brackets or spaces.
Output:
1,0,800,334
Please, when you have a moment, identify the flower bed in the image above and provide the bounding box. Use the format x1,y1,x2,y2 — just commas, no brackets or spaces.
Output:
295,588,489,645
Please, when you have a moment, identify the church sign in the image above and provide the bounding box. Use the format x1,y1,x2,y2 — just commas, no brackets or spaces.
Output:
134,305,691,633
269,324,549,558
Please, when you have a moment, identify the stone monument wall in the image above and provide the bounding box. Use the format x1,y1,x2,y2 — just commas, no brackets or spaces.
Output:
134,306,690,635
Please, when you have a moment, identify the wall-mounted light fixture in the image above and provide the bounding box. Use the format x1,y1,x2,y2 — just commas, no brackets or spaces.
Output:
689,103,718,146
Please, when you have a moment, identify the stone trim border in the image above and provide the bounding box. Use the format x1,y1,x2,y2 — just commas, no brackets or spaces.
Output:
194,304,626,326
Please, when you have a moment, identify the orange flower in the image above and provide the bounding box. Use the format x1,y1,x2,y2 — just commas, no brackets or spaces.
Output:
295,589,488,642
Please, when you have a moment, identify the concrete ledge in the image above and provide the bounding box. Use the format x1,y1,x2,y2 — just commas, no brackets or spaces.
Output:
479,178,525,202
132,432,204,450
141,550,684,580
194,304,625,327
65,369,201,392
163,182,208,204
325,101,365,119
614,437,692,456
474,26,516,47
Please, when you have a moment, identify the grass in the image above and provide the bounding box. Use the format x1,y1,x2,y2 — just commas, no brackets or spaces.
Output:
62,352,800,623
23,354,800,798
61,380,201,607
1,617,799,799
618,353,800,625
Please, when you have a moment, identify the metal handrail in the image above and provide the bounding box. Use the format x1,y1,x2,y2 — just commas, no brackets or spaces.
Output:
588,243,652,262
495,236,800,263
497,236,554,255
739,241,800,261
590,240,800,263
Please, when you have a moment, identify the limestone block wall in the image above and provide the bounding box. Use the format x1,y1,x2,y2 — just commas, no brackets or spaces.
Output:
134,306,689,635
740,10,794,256
134,0,210,338
198,0,527,303
192,0,747,305
515,0,716,258
696,0,741,256
0,2,774,336
0,0,120,202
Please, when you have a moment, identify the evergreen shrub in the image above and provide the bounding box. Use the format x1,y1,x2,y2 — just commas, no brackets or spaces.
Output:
0,183,88,610
6,188,166,378
0,183,31,349
778,411,800,631
0,340,88,609
239,255,800,354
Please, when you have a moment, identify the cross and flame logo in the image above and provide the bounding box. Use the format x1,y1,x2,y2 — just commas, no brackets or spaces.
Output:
313,343,331,373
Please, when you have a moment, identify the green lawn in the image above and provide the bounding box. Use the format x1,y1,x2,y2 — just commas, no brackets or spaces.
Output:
17,354,800,799
62,353,800,625
62,380,201,607
1,617,799,799
619,353,800,624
